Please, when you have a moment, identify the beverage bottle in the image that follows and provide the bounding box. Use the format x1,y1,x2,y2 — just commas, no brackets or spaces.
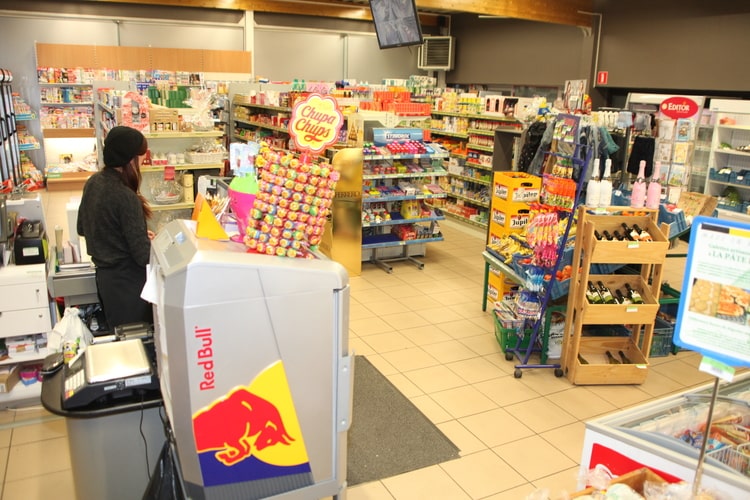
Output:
612,230,626,241
594,229,603,240
625,283,644,304
645,161,662,209
631,223,652,242
630,160,647,208
602,230,615,241
578,354,589,365
605,350,622,364
585,158,601,207
598,159,613,207
615,289,632,304
618,350,633,364
620,223,636,241
586,281,603,304
597,280,616,304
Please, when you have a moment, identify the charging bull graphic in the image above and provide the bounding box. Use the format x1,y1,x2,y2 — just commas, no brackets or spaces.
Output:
191,360,313,489
193,388,294,465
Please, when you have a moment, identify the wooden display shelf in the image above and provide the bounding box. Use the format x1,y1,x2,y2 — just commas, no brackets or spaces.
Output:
568,336,649,385
584,214,669,264
580,274,659,324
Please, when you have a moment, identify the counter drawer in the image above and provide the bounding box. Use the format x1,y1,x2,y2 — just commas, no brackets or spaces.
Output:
0,282,49,311
0,307,51,337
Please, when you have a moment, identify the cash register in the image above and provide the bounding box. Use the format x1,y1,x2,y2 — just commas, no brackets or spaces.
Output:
60,323,160,410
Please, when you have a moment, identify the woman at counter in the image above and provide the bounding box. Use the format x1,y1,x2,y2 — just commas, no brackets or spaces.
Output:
77,126,154,330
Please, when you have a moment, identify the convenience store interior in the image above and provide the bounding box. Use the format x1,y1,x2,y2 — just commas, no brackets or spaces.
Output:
0,188,714,500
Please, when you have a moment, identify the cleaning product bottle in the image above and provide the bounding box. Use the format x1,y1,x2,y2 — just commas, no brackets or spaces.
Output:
585,158,601,207
645,161,662,209
598,158,613,207
630,160,647,208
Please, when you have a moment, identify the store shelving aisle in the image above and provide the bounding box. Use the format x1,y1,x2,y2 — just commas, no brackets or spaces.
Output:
0,188,712,500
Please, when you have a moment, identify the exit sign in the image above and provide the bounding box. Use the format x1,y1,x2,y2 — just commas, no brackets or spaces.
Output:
596,71,609,85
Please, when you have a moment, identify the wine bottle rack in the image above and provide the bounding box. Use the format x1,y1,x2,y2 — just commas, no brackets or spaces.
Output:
560,206,669,385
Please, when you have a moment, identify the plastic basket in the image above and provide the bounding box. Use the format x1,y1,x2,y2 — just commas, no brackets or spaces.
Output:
658,205,689,239
647,317,675,357
185,151,224,164
707,444,750,475
493,314,531,352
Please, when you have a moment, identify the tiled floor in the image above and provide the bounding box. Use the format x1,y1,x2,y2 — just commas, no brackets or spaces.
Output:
0,188,711,500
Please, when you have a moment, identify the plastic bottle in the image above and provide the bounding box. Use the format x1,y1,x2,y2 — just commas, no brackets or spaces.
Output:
630,160,647,208
646,161,662,209
598,159,613,207
585,158,601,207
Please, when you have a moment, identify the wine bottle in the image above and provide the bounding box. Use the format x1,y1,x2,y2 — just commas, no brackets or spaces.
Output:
645,160,662,209
619,350,632,364
612,230,626,241
622,222,639,241
594,229,603,240
605,350,622,364
625,283,644,304
630,160,647,208
602,230,615,241
615,289,632,304
578,354,589,365
586,158,601,207
597,280,616,304
598,159,613,207
586,281,603,304
631,223,653,242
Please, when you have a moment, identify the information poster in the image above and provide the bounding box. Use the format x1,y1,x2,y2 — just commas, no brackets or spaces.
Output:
674,216,750,367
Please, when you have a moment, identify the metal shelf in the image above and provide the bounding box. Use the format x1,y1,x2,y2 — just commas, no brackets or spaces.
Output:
362,212,445,228
362,234,444,249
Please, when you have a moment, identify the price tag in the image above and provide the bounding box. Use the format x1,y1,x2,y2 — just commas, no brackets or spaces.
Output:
627,241,640,249
699,356,735,382
625,306,638,313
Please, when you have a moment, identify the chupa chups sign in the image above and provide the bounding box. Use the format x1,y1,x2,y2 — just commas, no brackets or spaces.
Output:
289,93,344,154
660,96,700,120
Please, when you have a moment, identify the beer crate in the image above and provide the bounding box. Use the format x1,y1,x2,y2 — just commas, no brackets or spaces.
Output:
492,171,541,204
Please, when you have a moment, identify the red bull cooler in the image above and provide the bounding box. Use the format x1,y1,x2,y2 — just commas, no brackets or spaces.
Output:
150,219,352,499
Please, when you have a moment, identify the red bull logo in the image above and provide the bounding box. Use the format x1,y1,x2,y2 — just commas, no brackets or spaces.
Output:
191,360,312,488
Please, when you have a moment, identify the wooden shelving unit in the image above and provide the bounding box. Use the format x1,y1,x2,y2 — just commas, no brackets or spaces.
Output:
561,206,670,385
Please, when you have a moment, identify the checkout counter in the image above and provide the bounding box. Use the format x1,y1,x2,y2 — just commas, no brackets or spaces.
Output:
43,218,353,500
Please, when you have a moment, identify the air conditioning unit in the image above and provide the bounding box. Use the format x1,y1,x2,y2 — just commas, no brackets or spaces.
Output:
418,36,455,71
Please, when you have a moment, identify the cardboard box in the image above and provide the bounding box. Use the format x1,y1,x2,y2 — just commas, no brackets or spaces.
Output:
0,365,21,394
677,191,718,219
492,171,541,204
149,107,180,132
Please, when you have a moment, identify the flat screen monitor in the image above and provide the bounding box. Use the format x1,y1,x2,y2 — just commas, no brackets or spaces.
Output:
369,0,423,49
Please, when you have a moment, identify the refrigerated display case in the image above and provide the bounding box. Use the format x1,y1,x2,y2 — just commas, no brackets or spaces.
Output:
580,372,750,497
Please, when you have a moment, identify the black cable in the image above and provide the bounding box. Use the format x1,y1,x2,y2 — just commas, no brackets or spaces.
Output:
139,392,152,481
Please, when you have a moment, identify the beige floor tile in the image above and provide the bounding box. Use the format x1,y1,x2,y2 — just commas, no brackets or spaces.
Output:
404,365,467,394
650,359,714,387
398,324,453,346
399,294,442,311
430,385,497,419
435,318,488,339
448,301,490,320
639,369,689,397
544,388,618,421
349,276,378,292
468,312,496,332
482,483,538,500
460,333,504,356
364,354,398,376
436,420,486,456
363,298,412,316
492,435,576,482
378,283,426,299
504,398,577,434
385,373,424,398
539,421,587,462
446,357,506,384
381,464,471,500
1,468,76,500
381,346,440,373
421,340,478,364
515,367,572,395
0,446,7,485
410,395,453,424
474,376,542,407
362,332,416,353
347,480,395,500
349,316,394,336
5,437,71,481
352,285,391,302
349,301,377,321
458,407,535,448
380,311,432,330
0,411,15,426
0,428,11,448
441,449,526,499
483,354,520,376
10,418,67,446
349,337,376,356
430,290,475,307
582,385,653,410
531,466,582,498
414,306,465,324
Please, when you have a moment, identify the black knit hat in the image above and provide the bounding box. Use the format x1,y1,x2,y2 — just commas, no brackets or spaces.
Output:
103,126,148,167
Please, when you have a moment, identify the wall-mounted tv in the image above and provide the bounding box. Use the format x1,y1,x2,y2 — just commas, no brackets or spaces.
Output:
369,0,423,50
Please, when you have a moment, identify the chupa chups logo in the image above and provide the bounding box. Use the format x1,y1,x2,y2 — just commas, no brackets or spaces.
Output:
660,97,699,120
191,361,312,489
289,93,344,153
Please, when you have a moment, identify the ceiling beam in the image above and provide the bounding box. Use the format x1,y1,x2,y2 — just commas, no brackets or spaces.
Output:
84,0,592,27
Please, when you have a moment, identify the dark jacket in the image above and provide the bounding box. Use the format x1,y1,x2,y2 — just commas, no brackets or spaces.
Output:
77,168,151,268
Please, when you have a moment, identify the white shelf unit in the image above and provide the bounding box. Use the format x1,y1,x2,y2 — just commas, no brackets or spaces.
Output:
231,97,291,149
429,110,522,229
38,82,95,138
705,99,750,223
0,263,52,408
361,148,449,272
